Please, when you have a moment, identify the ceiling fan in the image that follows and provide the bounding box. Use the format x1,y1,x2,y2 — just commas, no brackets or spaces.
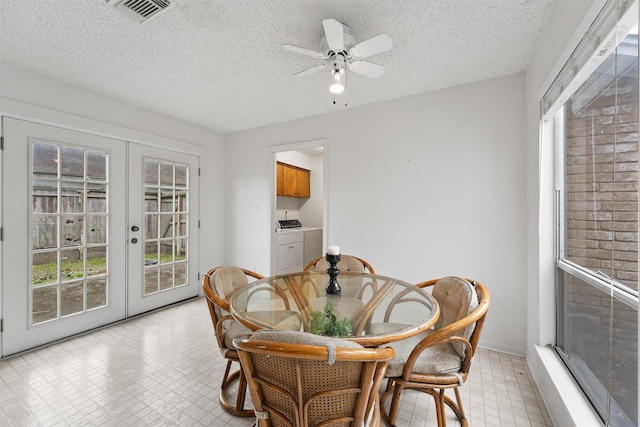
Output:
282,19,393,95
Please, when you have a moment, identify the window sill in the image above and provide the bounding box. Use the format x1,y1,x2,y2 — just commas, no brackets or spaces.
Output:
528,345,602,427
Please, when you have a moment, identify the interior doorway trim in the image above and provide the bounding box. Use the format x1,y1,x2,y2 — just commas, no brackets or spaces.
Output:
268,138,328,275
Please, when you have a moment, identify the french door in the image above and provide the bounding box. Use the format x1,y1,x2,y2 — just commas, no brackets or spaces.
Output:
1,118,199,356
127,144,199,316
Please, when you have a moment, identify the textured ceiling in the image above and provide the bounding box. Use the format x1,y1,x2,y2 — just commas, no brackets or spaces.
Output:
0,0,555,134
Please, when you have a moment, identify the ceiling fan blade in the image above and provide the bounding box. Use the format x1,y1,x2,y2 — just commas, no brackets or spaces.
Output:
350,60,386,79
282,44,326,59
294,64,326,77
350,33,393,59
323,18,344,52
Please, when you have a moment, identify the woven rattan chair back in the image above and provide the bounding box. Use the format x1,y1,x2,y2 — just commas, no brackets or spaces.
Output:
234,331,395,427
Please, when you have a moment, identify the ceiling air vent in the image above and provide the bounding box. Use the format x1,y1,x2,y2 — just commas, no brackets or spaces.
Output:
109,0,174,23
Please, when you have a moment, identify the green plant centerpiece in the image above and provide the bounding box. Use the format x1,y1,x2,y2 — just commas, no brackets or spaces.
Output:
308,302,353,337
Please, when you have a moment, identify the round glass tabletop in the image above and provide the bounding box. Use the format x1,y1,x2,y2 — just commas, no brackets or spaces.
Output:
230,271,440,346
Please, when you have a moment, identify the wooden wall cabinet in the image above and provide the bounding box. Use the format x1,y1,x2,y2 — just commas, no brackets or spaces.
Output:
277,162,310,198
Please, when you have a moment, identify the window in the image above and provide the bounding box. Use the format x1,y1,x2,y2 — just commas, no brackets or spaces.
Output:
544,1,639,425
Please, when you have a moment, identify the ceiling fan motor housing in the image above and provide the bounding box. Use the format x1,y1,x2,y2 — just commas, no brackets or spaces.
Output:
321,31,356,57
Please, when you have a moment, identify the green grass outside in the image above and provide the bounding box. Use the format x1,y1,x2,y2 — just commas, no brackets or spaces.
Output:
32,254,185,285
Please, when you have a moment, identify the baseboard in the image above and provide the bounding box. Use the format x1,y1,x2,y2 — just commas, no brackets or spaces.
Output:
527,345,603,427
479,339,526,357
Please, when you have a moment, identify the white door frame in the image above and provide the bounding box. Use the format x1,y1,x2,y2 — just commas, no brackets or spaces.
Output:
268,138,329,275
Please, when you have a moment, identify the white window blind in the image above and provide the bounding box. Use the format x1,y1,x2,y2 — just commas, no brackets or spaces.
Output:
541,0,637,118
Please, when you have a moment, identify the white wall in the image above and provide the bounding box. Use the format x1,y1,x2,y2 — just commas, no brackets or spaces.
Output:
225,72,528,355
0,60,226,285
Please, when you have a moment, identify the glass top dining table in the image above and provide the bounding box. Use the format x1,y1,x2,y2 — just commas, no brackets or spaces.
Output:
229,271,440,347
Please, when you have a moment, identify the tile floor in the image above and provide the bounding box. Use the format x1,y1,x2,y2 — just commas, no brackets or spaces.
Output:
0,298,554,426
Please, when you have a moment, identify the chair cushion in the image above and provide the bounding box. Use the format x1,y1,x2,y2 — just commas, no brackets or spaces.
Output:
384,331,462,377
248,310,303,331
432,276,479,358
223,320,254,349
212,266,250,300
250,329,363,349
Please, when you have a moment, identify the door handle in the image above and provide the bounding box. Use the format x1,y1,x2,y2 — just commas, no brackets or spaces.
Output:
131,238,138,244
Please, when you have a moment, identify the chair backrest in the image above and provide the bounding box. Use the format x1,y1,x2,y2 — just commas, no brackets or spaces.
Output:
304,255,375,274
432,276,478,357
415,277,490,369
234,330,395,427
202,266,263,350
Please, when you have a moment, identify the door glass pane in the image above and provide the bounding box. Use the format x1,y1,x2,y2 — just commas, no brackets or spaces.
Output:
87,151,107,181
62,215,84,247
60,146,84,179
144,265,159,295
31,141,110,325
175,165,187,188
61,248,83,282
87,246,106,277
61,280,83,317
87,183,107,213
86,277,107,310
145,214,158,239
87,215,107,244
32,216,57,249
32,142,58,176
176,189,187,213
61,181,83,213
175,261,187,286
32,179,57,213
176,238,187,259
145,188,159,213
160,264,173,291
160,162,173,186
160,189,174,212
144,159,159,185
32,251,57,285
160,214,173,238
142,157,189,295
32,286,57,324
176,214,187,237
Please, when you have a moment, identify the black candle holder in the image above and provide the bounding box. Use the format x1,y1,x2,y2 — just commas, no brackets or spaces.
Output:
325,253,341,295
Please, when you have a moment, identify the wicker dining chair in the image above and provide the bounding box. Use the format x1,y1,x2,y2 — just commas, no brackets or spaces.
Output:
303,254,375,274
380,277,490,427
202,266,264,417
234,330,395,427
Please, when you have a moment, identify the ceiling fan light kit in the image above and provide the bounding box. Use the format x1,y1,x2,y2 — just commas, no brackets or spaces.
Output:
329,55,346,94
282,18,392,102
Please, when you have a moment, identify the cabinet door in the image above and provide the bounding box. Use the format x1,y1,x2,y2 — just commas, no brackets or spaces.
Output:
283,164,298,196
277,162,311,198
296,169,310,198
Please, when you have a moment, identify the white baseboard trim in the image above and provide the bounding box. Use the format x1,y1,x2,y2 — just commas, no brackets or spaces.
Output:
527,345,603,427
479,339,526,357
